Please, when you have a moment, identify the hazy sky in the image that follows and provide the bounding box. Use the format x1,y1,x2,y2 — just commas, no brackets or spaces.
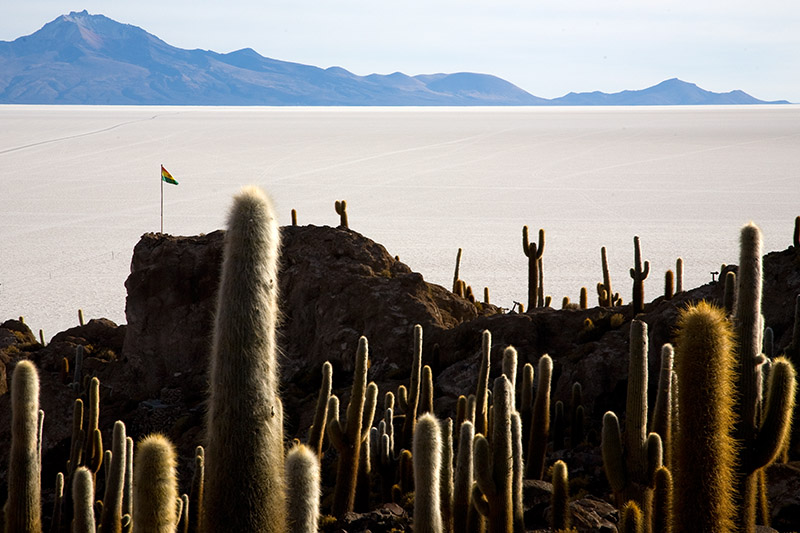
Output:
2,1,798,102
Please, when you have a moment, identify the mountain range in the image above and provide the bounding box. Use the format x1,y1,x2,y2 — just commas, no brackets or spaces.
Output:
0,11,790,106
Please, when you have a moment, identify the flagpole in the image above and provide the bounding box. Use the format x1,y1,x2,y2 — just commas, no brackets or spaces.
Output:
160,166,164,234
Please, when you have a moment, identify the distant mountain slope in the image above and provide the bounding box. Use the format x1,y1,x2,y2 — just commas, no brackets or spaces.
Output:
549,78,790,105
0,11,790,106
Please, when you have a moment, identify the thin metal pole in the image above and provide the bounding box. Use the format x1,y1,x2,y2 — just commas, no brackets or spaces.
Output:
161,169,164,234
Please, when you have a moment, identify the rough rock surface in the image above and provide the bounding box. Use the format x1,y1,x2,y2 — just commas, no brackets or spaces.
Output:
1,224,799,532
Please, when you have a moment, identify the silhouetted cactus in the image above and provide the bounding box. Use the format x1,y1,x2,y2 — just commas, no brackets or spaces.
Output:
5,359,42,533
629,236,650,316
203,186,287,533
675,258,683,293
132,434,179,533
291,208,297,226
328,336,370,517
526,354,552,480
580,287,588,309
794,215,800,249
48,472,64,533
285,444,321,533
519,363,534,453
664,270,674,300
72,345,84,391
420,365,434,415
723,270,736,316
307,361,332,458
355,382,379,512
414,413,443,533
551,460,570,531
522,226,545,310
401,325,424,448
335,199,349,228
472,376,514,533
475,330,492,437
553,401,565,451
84,377,103,482
673,301,737,533
72,467,96,533
453,248,462,293
100,421,127,533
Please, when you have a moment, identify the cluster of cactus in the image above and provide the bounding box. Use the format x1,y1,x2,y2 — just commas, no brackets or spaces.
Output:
597,246,622,307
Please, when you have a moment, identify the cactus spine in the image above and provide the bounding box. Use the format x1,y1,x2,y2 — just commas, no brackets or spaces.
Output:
72,467,96,533
132,434,179,533
414,413,443,533
203,186,286,533
307,361,332,458
327,336,369,517
629,235,650,316
100,421,127,533
522,226,545,310
5,359,42,533
472,375,514,533
673,301,736,533
285,444,321,533
525,354,552,480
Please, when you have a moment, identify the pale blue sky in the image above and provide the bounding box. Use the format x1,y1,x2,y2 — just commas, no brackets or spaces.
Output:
3,1,798,102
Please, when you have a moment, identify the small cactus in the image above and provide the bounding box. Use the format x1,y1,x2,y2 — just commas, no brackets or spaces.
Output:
72,467,96,533
285,444,321,533
307,361,332,458
525,354,552,480
413,413,443,533
551,460,570,531
132,434,179,533
334,200,349,228
453,248,462,293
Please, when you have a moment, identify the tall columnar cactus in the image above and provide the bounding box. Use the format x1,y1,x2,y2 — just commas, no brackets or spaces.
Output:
453,420,475,533
203,186,286,533
525,354,552,480
522,226,545,310
355,382,379,512
475,330,492,437
414,413,443,533
651,466,672,533
664,270,674,300
510,412,524,533
83,377,103,483
551,460,570,531
5,359,42,533
453,248,463,293
650,344,674,468
123,436,134,521
785,294,800,363
673,301,737,533
307,361,332,458
401,325,424,448
132,434,179,533
72,344,84,391
327,336,370,517
502,346,518,405
189,446,204,533
675,258,683,293
732,223,798,532
420,365,435,415
629,235,650,316
285,444,321,533
598,245,621,307
723,270,737,316
602,320,663,507
570,382,584,447
72,467,96,533
519,363,534,452
335,199,349,228
49,472,64,533
794,215,800,249
101,421,127,533
440,418,454,533
472,376,514,533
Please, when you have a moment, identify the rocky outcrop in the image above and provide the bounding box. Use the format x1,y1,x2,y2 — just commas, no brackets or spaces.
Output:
1,222,799,532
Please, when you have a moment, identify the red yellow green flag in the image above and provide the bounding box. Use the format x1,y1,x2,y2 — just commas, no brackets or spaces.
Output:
161,165,178,185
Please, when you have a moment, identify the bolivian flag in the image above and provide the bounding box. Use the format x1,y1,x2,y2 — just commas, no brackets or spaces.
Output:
161,165,178,185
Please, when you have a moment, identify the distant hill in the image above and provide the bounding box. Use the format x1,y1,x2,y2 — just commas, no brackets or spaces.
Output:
0,11,790,106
